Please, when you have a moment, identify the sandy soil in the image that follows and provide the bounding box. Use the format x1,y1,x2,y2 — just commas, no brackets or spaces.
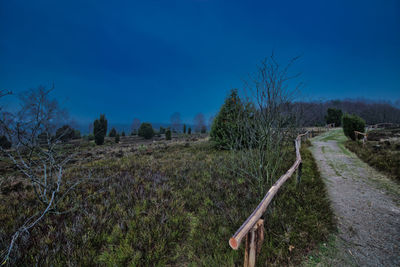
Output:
310,129,400,266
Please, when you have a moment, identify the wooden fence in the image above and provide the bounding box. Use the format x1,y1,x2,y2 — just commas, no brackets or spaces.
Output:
228,131,311,267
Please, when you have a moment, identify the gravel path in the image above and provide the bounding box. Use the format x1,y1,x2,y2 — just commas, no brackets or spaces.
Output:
310,129,400,266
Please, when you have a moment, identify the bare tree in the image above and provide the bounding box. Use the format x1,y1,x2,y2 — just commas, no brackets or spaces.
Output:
229,55,301,196
131,118,140,134
194,113,206,133
170,112,181,133
0,86,89,264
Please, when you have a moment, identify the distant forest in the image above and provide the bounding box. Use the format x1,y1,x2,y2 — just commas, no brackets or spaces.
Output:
293,99,400,126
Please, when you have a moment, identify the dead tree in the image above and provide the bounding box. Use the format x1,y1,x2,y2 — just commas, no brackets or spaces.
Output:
0,86,88,264
230,55,302,195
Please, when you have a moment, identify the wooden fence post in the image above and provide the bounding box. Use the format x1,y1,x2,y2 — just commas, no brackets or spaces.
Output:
244,219,264,267
297,162,302,184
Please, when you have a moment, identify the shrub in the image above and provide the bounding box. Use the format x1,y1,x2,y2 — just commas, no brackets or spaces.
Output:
325,108,343,126
188,127,191,134
94,114,108,145
342,113,365,140
115,134,120,143
0,135,11,149
200,125,206,134
109,128,117,137
165,128,171,140
55,125,74,142
183,124,186,134
73,130,81,139
138,123,154,139
121,131,125,137
88,134,95,141
159,127,166,134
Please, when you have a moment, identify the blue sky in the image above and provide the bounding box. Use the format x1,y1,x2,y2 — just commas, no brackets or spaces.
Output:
1,0,399,124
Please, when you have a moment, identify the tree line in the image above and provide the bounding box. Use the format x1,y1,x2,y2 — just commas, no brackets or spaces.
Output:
292,99,400,126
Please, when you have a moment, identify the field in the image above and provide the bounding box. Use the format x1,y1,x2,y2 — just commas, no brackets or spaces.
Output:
345,128,400,181
0,135,334,266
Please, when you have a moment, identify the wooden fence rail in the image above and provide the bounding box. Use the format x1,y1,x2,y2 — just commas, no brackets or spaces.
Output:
229,131,310,267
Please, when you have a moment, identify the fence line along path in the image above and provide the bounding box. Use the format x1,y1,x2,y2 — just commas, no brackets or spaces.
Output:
229,131,311,267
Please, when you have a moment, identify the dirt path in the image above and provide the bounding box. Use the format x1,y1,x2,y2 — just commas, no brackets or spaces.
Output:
309,129,400,266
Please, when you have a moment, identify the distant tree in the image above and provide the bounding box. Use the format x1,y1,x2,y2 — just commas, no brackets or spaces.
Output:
88,123,93,135
188,127,192,134
194,113,206,133
131,118,140,134
165,128,172,140
159,126,166,134
93,114,107,145
109,127,117,137
0,135,11,149
325,108,343,126
170,112,182,133
55,125,75,142
201,125,207,133
138,122,154,139
115,133,120,143
121,131,125,136
183,124,186,134
342,113,365,140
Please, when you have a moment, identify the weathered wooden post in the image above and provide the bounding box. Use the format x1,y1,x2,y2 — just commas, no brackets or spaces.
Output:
244,219,264,267
297,162,302,184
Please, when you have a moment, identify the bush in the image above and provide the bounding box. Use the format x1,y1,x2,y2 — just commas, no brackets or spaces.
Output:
138,123,154,139
94,114,108,145
159,127,166,134
109,128,117,137
165,128,171,140
183,124,186,134
325,108,343,126
88,134,95,141
73,130,81,139
188,127,191,134
200,125,207,134
115,134,120,143
121,131,125,137
342,113,365,140
0,135,11,149
55,125,74,142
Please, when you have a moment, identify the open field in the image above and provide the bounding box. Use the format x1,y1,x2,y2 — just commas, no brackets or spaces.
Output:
0,135,334,266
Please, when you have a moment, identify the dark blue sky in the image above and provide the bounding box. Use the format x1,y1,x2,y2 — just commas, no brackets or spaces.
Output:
1,0,399,124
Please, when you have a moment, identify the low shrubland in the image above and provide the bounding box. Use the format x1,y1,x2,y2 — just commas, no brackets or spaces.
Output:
0,140,334,266
345,129,400,181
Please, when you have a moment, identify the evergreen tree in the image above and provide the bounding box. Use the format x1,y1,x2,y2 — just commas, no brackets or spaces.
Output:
94,114,107,145
109,127,117,137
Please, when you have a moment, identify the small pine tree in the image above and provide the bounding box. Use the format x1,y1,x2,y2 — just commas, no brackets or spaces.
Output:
109,128,117,137
115,133,120,143
210,89,245,149
183,124,186,134
121,131,125,136
166,128,172,140
94,114,107,145
188,127,192,134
